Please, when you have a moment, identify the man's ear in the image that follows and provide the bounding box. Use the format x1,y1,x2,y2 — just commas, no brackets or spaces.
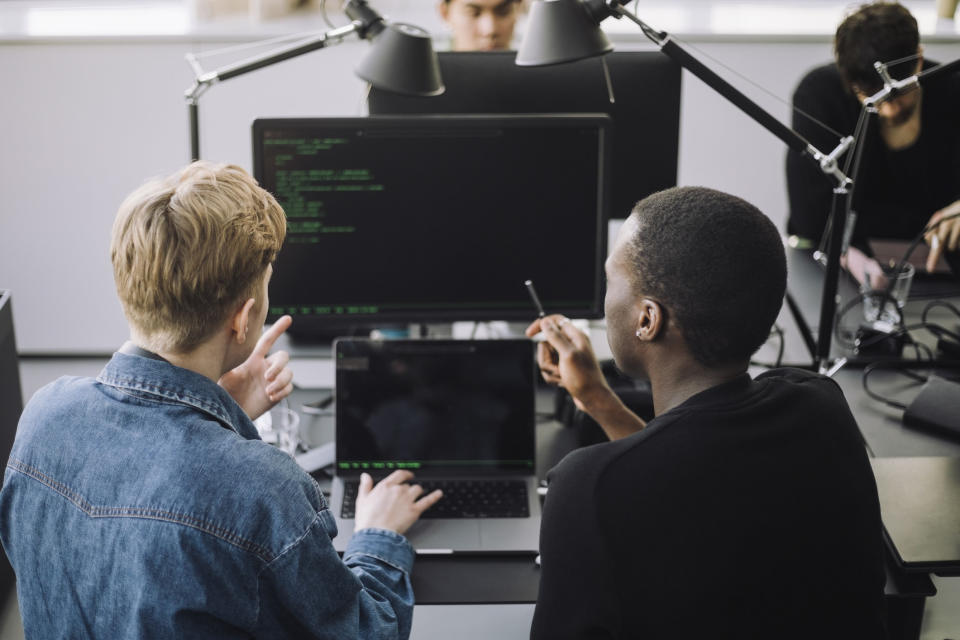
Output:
438,0,450,22
635,298,666,342
915,46,924,72
231,298,256,345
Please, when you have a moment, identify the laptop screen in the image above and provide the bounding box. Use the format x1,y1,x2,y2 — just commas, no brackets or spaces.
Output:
335,339,535,474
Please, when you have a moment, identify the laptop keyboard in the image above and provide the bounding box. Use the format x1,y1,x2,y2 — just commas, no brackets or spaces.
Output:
340,479,529,519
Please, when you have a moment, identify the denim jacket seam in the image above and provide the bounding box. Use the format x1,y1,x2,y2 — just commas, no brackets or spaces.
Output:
309,477,326,507
7,458,276,563
344,549,410,574
111,385,185,409
97,373,236,430
258,511,327,579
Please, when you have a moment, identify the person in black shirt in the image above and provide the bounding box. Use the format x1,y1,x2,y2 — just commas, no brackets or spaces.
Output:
786,2,960,281
526,186,887,639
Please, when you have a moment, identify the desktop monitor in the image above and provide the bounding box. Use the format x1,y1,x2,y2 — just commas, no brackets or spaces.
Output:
0,290,23,602
252,115,610,335
368,50,682,220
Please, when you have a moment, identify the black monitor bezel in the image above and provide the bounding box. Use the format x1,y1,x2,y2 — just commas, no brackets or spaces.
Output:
252,114,611,331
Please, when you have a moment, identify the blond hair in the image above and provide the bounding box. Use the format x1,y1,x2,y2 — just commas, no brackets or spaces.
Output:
111,161,286,353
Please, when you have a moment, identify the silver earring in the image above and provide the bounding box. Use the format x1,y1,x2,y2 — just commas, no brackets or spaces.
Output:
636,329,642,338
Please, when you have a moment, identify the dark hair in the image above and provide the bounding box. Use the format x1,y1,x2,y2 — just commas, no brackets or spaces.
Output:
835,2,919,94
625,186,786,368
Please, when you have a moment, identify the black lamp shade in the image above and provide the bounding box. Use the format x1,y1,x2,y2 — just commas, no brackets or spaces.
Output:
355,23,445,96
516,0,613,66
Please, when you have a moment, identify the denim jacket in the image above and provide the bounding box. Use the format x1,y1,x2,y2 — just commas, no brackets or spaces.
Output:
0,351,416,639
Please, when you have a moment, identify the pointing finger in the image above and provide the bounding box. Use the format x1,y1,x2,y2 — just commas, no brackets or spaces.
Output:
254,315,292,358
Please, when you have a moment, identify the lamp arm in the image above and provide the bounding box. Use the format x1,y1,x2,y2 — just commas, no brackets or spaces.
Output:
863,56,960,108
609,4,852,189
604,1,865,371
184,23,359,103
184,22,360,160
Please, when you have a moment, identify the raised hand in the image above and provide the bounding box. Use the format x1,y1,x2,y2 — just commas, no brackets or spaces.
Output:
219,315,294,420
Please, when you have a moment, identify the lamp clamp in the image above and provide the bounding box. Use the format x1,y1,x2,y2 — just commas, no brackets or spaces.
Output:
862,60,920,109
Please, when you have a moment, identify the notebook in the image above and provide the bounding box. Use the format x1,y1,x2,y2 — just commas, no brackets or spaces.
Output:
329,338,542,554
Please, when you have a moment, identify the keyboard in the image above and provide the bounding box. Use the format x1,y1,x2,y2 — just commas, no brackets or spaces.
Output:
340,478,529,519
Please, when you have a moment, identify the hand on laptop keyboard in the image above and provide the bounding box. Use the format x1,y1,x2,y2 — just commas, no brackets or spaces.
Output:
352,470,444,536
343,478,529,520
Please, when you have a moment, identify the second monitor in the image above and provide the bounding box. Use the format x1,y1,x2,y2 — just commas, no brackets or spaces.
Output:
368,50,682,220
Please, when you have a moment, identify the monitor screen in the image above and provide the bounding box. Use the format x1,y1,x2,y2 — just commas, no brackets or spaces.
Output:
253,115,610,334
368,50,681,220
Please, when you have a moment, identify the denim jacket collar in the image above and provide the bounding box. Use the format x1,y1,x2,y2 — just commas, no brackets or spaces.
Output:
96,351,259,440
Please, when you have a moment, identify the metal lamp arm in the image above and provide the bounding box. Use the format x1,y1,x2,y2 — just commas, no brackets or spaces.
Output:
185,22,359,105
599,0,863,371
183,0,396,162
607,2,852,189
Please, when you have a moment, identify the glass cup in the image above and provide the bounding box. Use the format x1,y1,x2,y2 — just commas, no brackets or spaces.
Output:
861,263,915,329
253,402,302,457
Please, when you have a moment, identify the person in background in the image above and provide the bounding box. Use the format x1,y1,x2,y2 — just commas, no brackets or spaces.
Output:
0,161,441,639
528,186,887,638
786,1,960,281
937,0,958,22
438,0,523,51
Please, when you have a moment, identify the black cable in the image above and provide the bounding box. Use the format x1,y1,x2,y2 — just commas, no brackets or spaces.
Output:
922,299,960,327
861,362,913,410
774,323,785,367
749,324,786,369
873,211,960,321
860,356,960,410
832,212,960,351
832,289,905,350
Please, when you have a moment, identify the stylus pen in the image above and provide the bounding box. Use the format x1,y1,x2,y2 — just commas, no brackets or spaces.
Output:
524,279,546,318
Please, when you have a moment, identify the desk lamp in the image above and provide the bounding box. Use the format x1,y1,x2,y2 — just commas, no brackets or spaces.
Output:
517,1,960,372
184,0,444,161
516,0,857,372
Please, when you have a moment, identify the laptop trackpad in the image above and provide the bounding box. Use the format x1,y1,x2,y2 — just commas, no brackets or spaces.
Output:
405,518,481,552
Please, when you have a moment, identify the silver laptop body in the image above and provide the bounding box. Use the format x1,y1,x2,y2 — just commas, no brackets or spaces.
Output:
329,338,541,554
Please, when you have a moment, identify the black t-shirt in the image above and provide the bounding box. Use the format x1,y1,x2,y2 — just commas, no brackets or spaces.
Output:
786,61,960,251
531,369,887,640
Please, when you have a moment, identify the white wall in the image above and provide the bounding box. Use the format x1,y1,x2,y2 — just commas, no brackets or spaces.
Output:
1,30,957,353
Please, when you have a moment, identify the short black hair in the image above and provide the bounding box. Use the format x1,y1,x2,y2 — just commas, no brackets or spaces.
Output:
835,2,919,94
626,186,787,368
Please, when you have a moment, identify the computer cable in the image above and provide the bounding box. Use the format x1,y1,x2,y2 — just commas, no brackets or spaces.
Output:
845,301,960,358
832,212,960,352
921,300,960,339
861,357,951,410
870,211,960,322
749,323,785,369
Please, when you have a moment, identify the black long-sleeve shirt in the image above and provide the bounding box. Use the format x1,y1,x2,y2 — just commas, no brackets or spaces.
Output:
531,369,887,640
786,62,960,251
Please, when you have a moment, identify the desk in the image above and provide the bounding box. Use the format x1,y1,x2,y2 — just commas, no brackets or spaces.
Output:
277,251,960,638
784,247,960,640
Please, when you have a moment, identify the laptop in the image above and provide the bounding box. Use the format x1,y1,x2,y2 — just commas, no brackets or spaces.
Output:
329,338,542,554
